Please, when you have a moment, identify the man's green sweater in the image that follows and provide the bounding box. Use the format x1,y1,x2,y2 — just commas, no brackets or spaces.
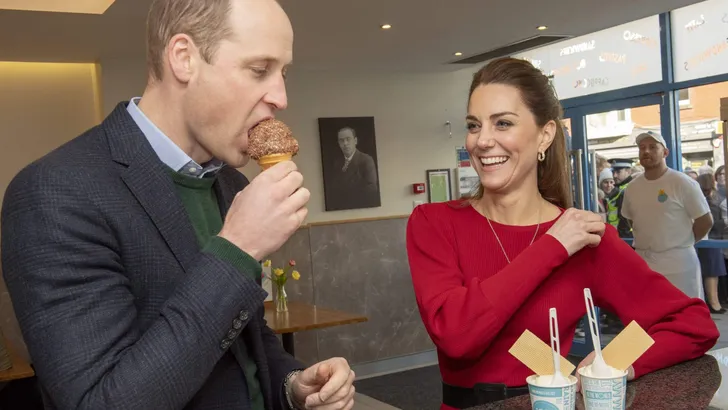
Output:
167,169,264,410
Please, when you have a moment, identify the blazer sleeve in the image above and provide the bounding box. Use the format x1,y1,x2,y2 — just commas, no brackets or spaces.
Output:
0,163,270,410
590,225,718,379
361,154,379,194
258,307,305,410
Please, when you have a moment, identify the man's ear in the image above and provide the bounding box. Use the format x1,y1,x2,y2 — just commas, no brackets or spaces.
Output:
538,120,557,153
663,147,670,159
166,34,198,84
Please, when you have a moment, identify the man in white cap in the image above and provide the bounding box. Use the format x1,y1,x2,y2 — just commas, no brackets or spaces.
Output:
622,131,713,298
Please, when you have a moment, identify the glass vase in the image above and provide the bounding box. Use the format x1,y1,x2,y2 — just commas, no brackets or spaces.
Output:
275,282,288,313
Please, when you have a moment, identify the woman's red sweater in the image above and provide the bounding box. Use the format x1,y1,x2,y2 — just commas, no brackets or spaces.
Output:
406,201,719,410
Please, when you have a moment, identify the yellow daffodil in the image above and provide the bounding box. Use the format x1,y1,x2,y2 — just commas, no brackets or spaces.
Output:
262,260,271,267
273,268,284,277
291,270,301,280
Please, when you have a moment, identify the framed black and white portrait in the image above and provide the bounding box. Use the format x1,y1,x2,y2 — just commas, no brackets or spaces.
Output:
318,117,381,211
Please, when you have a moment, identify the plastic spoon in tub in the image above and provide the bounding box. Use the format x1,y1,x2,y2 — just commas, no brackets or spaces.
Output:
584,288,611,377
549,308,569,386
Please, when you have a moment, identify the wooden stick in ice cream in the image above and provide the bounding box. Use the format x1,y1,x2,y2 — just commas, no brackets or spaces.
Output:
248,119,300,170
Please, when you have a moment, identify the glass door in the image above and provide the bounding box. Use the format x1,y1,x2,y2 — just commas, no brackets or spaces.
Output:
565,94,666,356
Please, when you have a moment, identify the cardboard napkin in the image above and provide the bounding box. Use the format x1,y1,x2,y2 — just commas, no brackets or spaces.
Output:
601,320,654,371
509,330,575,377
509,320,654,377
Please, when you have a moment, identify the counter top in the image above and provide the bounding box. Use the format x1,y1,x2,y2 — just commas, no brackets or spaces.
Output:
467,347,728,409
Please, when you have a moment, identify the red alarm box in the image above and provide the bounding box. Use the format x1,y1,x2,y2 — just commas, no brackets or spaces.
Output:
412,183,425,194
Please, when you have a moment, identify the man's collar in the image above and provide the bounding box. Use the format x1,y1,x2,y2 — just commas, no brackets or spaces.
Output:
126,97,225,178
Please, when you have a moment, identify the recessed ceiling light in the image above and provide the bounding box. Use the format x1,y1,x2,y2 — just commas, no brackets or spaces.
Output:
537,25,548,30
380,24,392,30
454,52,463,56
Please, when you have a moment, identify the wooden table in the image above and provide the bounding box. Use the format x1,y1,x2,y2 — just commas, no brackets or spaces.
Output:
0,340,34,382
264,301,368,356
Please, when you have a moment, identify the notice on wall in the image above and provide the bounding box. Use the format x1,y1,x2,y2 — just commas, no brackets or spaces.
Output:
671,0,728,83
456,147,471,167
456,167,479,198
513,15,662,100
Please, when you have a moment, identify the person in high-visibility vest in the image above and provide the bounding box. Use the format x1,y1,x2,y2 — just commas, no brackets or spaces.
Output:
605,158,635,238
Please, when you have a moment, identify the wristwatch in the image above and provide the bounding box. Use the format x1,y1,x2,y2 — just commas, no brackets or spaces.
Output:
284,370,304,409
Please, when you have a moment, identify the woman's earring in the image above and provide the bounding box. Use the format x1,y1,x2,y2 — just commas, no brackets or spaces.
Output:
538,151,546,162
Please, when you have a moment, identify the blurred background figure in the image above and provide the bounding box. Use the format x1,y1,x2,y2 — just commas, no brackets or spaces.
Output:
599,168,615,196
685,168,699,181
606,158,634,238
697,173,726,313
631,165,644,178
715,165,726,202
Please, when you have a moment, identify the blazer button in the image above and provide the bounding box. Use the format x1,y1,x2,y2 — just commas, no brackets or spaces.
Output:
232,318,243,330
220,339,232,350
239,310,249,321
226,328,238,340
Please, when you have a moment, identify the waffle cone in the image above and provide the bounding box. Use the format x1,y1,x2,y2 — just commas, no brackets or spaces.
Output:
257,153,293,170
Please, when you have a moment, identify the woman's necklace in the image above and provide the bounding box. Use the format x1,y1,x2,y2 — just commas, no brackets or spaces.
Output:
482,204,541,264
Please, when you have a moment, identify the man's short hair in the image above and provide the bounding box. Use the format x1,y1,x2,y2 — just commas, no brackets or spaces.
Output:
146,0,234,81
338,127,356,139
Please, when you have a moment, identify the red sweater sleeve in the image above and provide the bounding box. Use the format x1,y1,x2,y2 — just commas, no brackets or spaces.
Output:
590,225,719,378
406,205,569,360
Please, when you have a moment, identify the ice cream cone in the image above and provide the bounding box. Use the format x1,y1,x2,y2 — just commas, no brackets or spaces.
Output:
257,153,293,170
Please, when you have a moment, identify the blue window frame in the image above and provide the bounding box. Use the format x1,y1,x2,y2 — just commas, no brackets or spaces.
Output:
559,10,728,358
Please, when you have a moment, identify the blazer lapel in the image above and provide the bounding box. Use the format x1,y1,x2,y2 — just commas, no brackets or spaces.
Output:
105,103,200,271
213,171,236,219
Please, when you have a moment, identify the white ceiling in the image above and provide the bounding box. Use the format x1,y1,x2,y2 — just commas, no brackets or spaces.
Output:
0,0,705,72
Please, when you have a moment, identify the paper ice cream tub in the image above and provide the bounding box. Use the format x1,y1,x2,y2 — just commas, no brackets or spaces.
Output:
577,366,628,410
526,374,577,410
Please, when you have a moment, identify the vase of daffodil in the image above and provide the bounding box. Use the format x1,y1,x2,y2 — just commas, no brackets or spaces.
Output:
263,259,301,313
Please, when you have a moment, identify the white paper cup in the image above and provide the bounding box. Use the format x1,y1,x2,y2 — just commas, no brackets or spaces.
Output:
577,366,628,410
526,374,577,410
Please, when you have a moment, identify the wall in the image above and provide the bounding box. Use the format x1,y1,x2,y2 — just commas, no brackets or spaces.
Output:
267,217,435,367
0,61,102,360
247,68,475,223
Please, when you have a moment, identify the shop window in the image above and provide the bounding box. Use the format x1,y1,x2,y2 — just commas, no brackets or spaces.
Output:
671,0,728,82
676,81,728,170
512,15,661,100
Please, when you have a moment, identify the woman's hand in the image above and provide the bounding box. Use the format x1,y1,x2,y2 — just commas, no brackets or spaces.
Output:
546,208,606,256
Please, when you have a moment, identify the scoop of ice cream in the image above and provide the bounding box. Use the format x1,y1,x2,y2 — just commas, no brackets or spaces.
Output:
579,363,625,378
248,119,299,160
530,374,576,387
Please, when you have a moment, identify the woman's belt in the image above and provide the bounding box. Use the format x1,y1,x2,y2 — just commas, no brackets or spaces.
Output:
442,382,529,408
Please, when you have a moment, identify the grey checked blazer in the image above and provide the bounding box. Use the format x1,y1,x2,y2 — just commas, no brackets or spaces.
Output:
1,103,302,409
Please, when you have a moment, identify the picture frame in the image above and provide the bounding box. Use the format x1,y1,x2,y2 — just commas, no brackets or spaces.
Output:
426,169,452,203
317,116,382,211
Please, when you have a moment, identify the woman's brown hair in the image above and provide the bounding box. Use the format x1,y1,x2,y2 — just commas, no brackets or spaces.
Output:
468,57,573,209
698,173,715,198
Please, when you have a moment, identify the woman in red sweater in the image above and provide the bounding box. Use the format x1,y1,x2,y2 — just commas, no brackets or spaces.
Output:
406,57,719,410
